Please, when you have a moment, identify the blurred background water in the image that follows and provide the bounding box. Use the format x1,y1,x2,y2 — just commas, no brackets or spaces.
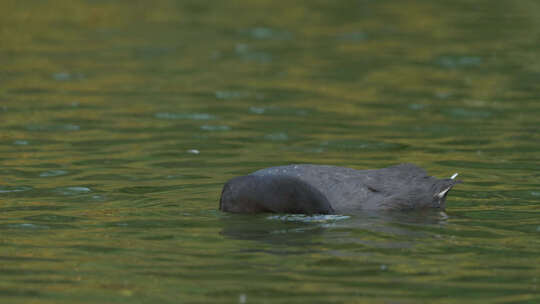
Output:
0,0,539,303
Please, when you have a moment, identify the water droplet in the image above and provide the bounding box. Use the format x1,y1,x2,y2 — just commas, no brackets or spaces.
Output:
187,149,200,155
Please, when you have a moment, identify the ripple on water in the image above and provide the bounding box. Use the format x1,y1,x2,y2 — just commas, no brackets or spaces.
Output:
23,214,80,223
435,55,483,68
435,91,453,99
249,106,266,114
215,90,251,100
7,223,50,230
154,113,215,120
336,32,367,42
264,132,289,141
249,106,308,116
321,139,408,151
444,108,492,119
267,214,351,223
234,44,272,63
26,124,80,132
90,194,106,202
39,170,68,177
408,103,425,110
52,72,85,81
55,186,91,196
244,27,292,40
200,125,230,131
0,186,32,194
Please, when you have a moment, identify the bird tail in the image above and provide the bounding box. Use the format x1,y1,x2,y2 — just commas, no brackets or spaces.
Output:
436,173,462,199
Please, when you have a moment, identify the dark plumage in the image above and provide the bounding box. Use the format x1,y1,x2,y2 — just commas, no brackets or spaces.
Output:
219,163,461,214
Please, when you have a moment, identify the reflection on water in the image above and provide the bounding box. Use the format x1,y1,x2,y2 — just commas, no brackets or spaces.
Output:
221,211,447,247
1,0,539,303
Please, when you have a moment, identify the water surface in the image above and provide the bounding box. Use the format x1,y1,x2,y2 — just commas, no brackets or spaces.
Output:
1,1,539,303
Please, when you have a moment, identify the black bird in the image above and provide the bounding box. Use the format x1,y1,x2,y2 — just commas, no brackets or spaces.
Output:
219,163,461,214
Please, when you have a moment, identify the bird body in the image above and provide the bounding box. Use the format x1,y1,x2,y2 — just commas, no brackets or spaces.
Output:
220,163,461,214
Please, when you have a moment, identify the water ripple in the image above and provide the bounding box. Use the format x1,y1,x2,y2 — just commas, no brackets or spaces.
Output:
200,125,230,131
267,214,351,223
0,186,32,193
54,186,91,195
155,113,215,120
39,170,68,177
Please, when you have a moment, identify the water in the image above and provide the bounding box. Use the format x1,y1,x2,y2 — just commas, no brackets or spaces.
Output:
1,1,539,303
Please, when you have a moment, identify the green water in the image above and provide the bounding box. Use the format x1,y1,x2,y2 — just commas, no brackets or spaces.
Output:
1,1,539,303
